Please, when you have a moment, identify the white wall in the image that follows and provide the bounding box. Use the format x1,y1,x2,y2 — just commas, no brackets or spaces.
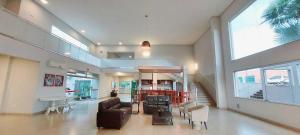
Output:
119,76,136,82
97,45,196,74
221,0,300,130
99,73,120,98
0,34,101,113
193,30,216,101
141,73,173,80
0,55,10,110
17,0,96,51
1,57,39,114
0,0,6,6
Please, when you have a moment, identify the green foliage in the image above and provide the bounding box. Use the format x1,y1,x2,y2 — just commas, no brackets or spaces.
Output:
262,0,300,43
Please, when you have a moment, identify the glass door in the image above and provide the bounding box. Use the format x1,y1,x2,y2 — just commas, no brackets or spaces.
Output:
263,66,294,104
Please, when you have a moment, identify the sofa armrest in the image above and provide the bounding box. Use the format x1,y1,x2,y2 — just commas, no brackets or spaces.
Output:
97,109,126,128
188,105,205,112
121,102,132,107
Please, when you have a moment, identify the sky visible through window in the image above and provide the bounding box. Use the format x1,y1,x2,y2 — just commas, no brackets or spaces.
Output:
230,0,300,60
51,26,88,51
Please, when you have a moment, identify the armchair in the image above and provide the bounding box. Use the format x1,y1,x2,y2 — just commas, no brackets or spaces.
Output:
187,105,209,129
178,101,197,119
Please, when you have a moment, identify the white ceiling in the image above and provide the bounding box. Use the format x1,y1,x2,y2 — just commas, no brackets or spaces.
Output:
38,0,233,45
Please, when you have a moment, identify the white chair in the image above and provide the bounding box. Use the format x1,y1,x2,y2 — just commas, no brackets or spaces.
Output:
58,98,76,114
187,105,209,129
178,101,197,119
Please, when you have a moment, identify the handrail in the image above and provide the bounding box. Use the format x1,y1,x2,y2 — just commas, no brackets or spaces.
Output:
0,6,101,67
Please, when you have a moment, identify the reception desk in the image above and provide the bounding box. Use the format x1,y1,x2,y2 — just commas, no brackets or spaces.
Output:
139,90,190,104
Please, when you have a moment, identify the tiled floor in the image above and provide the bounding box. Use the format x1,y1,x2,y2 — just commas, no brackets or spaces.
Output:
0,99,299,135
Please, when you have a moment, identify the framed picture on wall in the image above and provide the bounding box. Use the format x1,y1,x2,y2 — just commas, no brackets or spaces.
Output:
54,75,64,87
44,74,55,86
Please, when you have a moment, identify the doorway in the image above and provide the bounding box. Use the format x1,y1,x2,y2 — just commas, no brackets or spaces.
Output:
66,71,99,100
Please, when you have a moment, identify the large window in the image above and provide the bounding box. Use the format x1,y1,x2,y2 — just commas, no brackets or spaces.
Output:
230,0,300,60
119,81,132,94
51,26,89,51
265,68,290,86
234,61,300,105
234,68,263,99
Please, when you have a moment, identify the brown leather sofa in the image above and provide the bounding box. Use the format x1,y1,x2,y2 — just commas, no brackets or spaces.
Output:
96,97,132,129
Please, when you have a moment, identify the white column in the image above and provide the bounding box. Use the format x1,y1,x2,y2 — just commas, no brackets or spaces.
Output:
183,66,188,92
210,16,227,109
0,56,11,112
138,72,142,90
152,73,157,90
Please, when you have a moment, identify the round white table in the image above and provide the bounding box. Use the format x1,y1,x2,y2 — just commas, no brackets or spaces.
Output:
39,97,67,115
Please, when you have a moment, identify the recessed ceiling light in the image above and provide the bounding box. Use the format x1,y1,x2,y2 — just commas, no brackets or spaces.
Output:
81,30,85,33
97,42,101,45
118,42,123,45
40,0,48,4
64,52,71,55
119,66,134,69
129,56,132,58
116,72,124,76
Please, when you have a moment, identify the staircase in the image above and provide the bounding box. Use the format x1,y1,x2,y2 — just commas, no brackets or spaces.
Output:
250,90,263,99
190,83,215,106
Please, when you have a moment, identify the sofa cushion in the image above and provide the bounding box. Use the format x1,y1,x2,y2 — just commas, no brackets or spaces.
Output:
98,97,121,112
98,100,110,112
111,103,121,109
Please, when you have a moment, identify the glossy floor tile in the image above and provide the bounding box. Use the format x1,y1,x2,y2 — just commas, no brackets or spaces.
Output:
0,99,299,135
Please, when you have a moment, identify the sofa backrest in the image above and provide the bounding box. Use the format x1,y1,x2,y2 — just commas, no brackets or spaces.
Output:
145,95,170,104
98,97,121,112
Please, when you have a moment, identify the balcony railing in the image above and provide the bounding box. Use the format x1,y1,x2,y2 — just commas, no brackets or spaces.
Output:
0,7,101,67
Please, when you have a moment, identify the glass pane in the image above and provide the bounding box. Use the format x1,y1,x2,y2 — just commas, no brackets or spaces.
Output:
45,35,60,52
265,68,290,86
70,45,80,60
51,25,88,51
59,41,71,56
119,81,132,94
235,68,263,99
230,0,300,60
91,55,98,66
78,49,87,62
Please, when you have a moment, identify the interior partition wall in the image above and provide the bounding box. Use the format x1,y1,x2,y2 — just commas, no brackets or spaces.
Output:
0,55,39,113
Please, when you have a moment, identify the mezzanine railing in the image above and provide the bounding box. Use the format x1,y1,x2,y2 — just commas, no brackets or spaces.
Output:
0,7,101,67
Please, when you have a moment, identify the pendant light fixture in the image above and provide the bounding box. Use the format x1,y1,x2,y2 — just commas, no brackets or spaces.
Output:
142,40,150,48
141,14,151,48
